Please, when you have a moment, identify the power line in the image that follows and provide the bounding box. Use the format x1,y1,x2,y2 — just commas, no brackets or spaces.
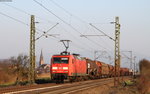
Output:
121,52,130,59
2,1,113,56
49,0,113,44
34,0,114,54
88,23,115,55
36,23,59,40
2,3,64,51
2,1,114,62
49,0,92,36
3,3,30,15
33,0,83,35
0,11,29,26
50,0,72,16
90,24,114,49
58,24,96,50
90,23,115,41
49,0,87,24
0,11,59,39
3,3,57,24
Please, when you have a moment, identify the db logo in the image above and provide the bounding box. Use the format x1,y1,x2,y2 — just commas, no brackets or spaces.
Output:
59,67,62,69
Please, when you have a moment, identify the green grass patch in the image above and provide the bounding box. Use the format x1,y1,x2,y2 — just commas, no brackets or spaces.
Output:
0,82,15,87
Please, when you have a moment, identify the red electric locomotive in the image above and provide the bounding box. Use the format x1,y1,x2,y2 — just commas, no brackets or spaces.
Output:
50,51,87,83
50,40,131,83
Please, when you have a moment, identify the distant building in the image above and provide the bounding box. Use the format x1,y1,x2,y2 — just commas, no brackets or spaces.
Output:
37,64,50,73
39,50,44,66
36,50,50,74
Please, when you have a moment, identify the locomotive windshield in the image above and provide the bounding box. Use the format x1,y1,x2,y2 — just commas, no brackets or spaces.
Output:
53,57,69,64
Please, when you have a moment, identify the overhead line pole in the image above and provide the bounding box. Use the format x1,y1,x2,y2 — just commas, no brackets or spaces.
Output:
112,17,121,87
29,15,59,84
89,17,121,87
29,15,36,84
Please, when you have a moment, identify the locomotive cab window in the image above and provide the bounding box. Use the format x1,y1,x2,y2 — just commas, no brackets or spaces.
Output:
53,57,69,64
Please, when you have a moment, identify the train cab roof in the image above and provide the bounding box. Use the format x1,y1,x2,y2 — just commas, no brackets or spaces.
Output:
52,51,84,60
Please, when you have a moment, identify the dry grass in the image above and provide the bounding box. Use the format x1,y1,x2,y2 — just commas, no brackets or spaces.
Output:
137,59,150,94
0,71,16,85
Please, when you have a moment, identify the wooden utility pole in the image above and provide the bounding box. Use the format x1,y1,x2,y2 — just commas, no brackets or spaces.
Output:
114,17,121,87
29,15,36,84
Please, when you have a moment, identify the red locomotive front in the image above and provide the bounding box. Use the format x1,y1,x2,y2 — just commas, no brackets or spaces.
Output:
50,52,87,83
50,55,70,83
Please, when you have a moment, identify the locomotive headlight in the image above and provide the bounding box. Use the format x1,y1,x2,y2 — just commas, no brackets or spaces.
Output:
52,67,58,69
63,67,68,70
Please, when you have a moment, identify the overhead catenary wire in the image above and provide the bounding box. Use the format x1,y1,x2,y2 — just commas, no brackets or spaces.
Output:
0,10,48,34
49,1,115,53
2,1,96,52
90,23,115,41
36,23,59,41
1,3,69,44
3,4,62,36
49,0,72,16
33,0,83,35
34,0,113,53
33,0,98,51
49,0,93,35
121,51,131,59
49,0,88,24
58,24,96,50
88,23,115,55
0,11,29,26
2,0,114,57
0,11,59,41
2,3,57,24
0,0,117,62
90,25,114,49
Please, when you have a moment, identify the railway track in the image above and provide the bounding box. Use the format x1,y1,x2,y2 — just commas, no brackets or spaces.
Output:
0,78,115,94
42,78,113,94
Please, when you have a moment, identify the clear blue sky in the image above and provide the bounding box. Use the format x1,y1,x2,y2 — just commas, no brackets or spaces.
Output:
0,0,150,68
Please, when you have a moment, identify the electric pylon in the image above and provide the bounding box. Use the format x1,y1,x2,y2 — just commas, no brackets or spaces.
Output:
29,15,36,84
114,17,121,87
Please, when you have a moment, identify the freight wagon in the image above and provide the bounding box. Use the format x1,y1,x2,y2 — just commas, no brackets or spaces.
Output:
120,68,129,76
96,61,109,77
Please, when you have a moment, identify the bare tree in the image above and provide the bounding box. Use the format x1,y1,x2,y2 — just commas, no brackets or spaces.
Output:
0,60,12,84
10,54,29,84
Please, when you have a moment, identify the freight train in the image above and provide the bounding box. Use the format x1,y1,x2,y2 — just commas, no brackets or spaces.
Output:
50,51,131,83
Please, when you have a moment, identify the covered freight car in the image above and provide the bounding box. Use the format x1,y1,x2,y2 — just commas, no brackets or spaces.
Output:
120,68,129,76
108,64,114,77
96,61,109,77
85,59,99,78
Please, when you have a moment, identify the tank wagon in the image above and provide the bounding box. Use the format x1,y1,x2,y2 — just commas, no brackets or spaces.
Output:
50,52,130,83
